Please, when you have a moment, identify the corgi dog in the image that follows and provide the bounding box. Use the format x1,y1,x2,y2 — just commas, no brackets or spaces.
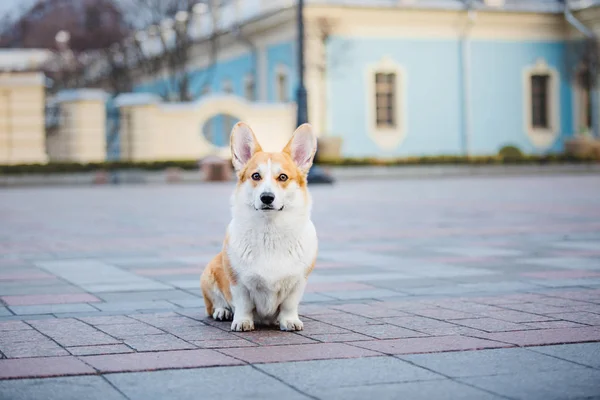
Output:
200,122,318,332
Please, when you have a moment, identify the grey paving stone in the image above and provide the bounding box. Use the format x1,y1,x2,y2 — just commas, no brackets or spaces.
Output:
460,368,600,400
516,257,600,270
34,259,171,292
0,283,83,296
257,356,443,391
0,307,12,317
96,290,200,302
9,303,99,316
443,247,526,257
0,376,126,400
93,300,179,312
321,289,402,300
400,347,584,378
105,365,310,400
315,379,505,400
528,343,600,368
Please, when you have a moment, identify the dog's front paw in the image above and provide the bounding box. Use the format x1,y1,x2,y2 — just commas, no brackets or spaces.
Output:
280,318,303,331
212,308,232,321
231,319,255,332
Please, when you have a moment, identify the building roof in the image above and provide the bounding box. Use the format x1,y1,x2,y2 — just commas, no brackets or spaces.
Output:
0,48,53,72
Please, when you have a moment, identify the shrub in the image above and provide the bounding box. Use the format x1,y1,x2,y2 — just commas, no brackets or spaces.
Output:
498,145,524,161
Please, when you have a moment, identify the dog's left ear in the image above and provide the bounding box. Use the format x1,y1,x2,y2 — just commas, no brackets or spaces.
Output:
283,123,317,174
230,122,262,171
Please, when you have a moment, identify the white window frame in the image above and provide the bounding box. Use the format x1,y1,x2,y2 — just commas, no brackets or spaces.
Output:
275,64,289,102
523,59,560,149
365,56,407,150
573,65,592,135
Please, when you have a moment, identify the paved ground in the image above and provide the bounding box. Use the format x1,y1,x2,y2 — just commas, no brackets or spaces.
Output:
0,174,599,399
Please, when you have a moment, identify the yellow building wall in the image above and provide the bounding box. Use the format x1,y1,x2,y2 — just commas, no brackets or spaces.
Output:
0,72,48,164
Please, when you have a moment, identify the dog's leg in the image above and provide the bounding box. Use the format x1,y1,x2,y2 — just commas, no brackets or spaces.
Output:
278,279,306,331
230,284,255,332
210,289,233,321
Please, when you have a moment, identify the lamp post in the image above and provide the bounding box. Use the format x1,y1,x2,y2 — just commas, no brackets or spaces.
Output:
296,0,334,184
296,0,308,126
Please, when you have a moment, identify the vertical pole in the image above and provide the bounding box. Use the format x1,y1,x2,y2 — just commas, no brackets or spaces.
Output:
296,0,308,126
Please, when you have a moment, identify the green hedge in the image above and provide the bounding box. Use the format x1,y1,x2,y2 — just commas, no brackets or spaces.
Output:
317,154,599,166
0,154,597,175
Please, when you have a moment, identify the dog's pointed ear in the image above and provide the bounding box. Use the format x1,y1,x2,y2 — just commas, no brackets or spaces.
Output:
230,122,262,171
283,123,317,174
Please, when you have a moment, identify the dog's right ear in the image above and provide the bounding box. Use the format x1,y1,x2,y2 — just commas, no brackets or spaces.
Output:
230,122,262,171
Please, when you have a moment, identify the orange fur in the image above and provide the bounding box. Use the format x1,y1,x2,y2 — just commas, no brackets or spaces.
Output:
200,250,234,317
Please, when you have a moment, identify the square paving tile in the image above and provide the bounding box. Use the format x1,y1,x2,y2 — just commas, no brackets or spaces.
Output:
80,349,242,373
257,356,444,391
528,343,600,368
0,356,95,379
315,379,506,400
220,342,382,363
105,365,309,400
353,336,512,355
400,347,582,377
460,368,600,400
0,376,126,400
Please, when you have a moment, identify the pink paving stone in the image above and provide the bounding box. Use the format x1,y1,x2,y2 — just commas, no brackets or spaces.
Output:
301,332,374,343
471,326,600,346
453,318,537,333
352,335,513,355
219,342,382,363
191,339,257,349
546,312,600,325
80,349,242,373
233,331,318,346
132,267,200,276
411,308,477,320
331,304,412,318
480,310,555,323
1,293,101,306
305,282,376,293
67,344,135,356
0,356,95,380
520,270,600,279
526,321,589,329
0,272,57,281
347,324,427,339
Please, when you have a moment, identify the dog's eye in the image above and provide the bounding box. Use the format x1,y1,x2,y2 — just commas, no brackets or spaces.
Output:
251,173,261,181
278,174,288,182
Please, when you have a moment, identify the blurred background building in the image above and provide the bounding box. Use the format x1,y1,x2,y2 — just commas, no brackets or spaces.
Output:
1,0,600,164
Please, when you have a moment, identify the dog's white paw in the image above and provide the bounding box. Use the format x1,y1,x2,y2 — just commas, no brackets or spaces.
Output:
212,308,232,321
280,318,303,331
231,319,255,332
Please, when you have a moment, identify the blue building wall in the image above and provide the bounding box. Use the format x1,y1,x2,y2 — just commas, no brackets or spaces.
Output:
266,41,297,102
470,40,572,155
327,36,573,157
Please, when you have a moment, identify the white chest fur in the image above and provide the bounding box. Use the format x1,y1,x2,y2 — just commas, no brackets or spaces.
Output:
227,215,318,319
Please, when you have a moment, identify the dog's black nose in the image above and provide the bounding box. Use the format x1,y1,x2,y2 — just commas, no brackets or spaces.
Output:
260,192,275,205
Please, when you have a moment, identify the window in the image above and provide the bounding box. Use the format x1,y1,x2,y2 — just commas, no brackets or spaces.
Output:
244,74,255,101
523,59,559,148
531,74,549,129
375,73,397,129
366,57,407,150
577,69,592,132
276,69,288,102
